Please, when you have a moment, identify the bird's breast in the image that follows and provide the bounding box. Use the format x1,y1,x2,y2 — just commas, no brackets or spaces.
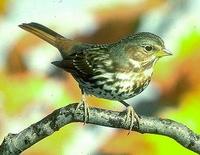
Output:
77,68,153,100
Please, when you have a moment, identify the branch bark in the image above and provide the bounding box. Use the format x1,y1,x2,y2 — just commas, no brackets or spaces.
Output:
0,103,199,154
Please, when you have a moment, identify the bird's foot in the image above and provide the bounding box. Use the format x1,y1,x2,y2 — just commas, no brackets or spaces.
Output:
125,106,140,134
75,94,90,124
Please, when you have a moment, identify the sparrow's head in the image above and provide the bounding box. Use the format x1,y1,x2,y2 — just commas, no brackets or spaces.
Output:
121,32,172,68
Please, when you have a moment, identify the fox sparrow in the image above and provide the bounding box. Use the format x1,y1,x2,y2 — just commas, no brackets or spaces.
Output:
19,22,171,133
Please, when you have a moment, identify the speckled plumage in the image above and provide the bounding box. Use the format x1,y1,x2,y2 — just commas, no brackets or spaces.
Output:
55,36,158,101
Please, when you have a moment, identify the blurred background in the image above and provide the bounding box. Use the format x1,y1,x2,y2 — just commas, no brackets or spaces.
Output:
0,0,200,154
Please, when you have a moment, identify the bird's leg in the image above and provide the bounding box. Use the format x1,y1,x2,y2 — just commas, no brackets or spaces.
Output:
120,100,140,134
75,90,90,124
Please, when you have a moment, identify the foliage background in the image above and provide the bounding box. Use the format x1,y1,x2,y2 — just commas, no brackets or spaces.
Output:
0,0,200,154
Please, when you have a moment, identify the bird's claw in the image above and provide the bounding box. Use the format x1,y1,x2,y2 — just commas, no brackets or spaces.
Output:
75,95,90,124
125,106,140,134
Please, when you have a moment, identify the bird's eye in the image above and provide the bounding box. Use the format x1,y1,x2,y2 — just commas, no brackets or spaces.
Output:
144,45,153,52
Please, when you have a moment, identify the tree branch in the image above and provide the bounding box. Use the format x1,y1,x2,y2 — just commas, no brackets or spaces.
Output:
0,103,199,154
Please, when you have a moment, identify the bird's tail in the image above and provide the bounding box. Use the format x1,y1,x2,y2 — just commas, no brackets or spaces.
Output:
19,22,65,48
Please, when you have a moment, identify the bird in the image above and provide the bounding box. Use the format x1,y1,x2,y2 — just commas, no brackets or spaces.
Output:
19,22,172,133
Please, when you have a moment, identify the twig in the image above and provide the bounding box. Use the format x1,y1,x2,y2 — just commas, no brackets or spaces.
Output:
0,103,199,154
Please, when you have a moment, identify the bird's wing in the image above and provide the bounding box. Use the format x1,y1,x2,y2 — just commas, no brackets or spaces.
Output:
59,45,112,80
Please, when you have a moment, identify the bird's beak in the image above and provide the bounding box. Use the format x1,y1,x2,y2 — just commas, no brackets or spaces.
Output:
156,48,172,57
